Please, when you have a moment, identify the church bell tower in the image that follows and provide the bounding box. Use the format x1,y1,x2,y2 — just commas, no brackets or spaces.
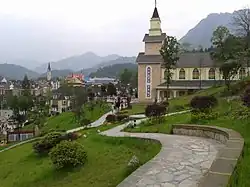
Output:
149,1,162,36
47,62,52,82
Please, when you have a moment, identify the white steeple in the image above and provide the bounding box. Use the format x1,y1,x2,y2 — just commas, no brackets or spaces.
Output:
149,1,162,36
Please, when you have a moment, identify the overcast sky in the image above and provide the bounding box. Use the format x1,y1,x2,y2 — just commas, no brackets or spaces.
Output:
0,0,249,64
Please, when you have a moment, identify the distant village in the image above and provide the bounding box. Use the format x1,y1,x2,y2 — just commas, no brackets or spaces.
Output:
0,63,135,143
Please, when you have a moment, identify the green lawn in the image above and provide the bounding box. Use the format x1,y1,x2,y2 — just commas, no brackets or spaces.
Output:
124,103,147,115
23,102,111,133
0,125,161,187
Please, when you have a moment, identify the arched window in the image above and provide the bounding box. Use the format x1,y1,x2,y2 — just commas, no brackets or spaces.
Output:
179,68,185,79
208,68,215,80
192,68,200,80
239,68,246,79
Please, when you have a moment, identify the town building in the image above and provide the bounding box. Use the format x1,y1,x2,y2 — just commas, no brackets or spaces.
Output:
137,4,248,103
85,77,117,86
65,73,84,87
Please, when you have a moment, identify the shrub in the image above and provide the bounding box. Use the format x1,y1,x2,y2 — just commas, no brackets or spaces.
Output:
145,104,166,117
161,101,169,107
190,95,218,112
242,86,250,107
191,111,218,123
232,107,250,120
49,141,87,169
116,114,129,121
61,132,81,141
33,132,63,155
106,114,116,122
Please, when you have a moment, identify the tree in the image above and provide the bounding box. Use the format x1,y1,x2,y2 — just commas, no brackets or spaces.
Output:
107,83,116,96
211,26,244,90
100,85,106,97
220,61,240,90
160,36,180,103
22,74,30,90
232,8,250,75
131,71,138,89
71,88,88,125
120,69,133,87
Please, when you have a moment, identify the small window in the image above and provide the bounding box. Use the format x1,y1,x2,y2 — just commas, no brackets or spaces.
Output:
192,68,200,80
179,69,185,80
208,68,215,80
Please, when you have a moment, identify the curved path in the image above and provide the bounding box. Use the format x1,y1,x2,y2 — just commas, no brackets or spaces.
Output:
101,121,225,187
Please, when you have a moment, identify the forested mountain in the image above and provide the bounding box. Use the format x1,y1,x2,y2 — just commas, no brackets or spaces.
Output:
89,63,137,78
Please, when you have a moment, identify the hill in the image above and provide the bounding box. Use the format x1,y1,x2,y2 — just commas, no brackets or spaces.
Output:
180,11,236,48
89,63,137,78
94,56,136,69
39,69,73,79
0,64,39,80
34,52,121,73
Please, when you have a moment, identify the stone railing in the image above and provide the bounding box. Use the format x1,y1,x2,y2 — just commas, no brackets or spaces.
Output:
172,124,244,187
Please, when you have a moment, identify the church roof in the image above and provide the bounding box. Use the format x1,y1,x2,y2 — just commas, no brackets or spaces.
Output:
143,33,166,43
136,53,162,63
47,63,51,71
152,7,160,18
137,52,215,68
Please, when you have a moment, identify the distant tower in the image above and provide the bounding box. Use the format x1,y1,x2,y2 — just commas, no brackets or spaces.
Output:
47,62,52,82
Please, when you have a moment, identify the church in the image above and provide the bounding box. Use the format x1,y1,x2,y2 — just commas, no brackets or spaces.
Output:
137,4,248,103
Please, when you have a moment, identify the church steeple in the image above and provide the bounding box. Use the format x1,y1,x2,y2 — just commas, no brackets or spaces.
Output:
47,62,52,82
149,0,162,36
152,7,160,18
47,62,51,72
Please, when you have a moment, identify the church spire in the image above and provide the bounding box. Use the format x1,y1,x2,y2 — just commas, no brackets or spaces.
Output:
152,0,160,18
47,62,51,71
47,62,52,82
149,0,162,36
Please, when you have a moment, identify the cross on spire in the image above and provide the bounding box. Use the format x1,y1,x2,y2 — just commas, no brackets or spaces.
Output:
155,0,157,7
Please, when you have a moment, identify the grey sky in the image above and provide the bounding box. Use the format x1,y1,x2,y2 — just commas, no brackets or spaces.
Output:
0,0,249,64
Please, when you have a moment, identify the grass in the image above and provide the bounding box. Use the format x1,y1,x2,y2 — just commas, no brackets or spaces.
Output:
23,102,111,133
0,125,161,187
124,103,147,115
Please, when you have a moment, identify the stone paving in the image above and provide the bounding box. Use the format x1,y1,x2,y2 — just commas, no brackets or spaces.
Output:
100,121,225,187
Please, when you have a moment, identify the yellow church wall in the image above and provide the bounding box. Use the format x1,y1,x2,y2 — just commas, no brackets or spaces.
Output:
149,19,161,36
145,43,162,55
138,63,162,102
160,67,248,82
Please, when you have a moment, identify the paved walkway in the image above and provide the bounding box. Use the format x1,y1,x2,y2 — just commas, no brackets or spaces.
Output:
101,120,224,187
66,111,112,133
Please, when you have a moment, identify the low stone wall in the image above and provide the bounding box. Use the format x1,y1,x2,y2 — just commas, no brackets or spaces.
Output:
172,124,244,187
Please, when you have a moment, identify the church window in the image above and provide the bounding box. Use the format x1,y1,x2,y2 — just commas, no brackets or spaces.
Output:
192,68,200,80
179,69,185,79
239,68,246,79
145,66,152,98
208,68,215,80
